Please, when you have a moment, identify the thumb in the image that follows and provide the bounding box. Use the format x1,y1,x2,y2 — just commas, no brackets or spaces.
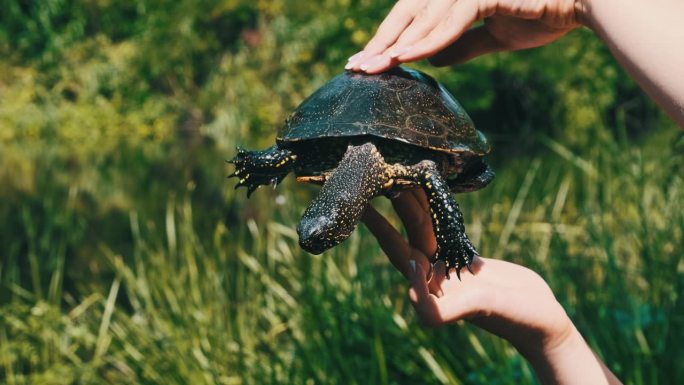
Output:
408,260,431,298
409,261,486,324
408,260,443,326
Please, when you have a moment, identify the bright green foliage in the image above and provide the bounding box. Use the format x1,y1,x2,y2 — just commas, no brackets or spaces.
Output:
1,1,683,384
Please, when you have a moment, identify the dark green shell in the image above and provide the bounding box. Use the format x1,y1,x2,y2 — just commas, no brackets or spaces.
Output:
277,66,490,155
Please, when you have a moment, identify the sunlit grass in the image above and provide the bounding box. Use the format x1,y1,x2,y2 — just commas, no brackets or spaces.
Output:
1,128,682,384
2,1,682,383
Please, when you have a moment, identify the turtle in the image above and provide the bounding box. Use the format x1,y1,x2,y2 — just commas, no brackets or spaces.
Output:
229,66,494,279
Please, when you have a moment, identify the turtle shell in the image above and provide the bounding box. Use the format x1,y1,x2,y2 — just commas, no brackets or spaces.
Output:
278,66,490,155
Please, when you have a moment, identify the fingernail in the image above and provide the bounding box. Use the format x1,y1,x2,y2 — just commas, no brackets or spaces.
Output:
360,55,386,72
389,46,411,58
346,51,366,70
344,51,366,70
409,260,416,273
347,50,365,62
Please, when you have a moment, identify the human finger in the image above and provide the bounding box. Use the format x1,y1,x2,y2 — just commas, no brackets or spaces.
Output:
433,282,487,322
358,54,396,74
408,262,443,326
360,0,456,73
428,25,502,66
347,0,425,71
385,0,459,61
408,188,430,212
391,190,436,256
395,0,484,63
361,205,418,278
391,190,427,221
405,190,437,257
392,191,444,292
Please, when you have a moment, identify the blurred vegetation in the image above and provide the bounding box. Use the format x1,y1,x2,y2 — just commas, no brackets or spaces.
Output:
1,0,682,384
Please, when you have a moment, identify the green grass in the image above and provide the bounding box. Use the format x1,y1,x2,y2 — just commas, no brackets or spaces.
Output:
1,2,683,383
1,128,682,384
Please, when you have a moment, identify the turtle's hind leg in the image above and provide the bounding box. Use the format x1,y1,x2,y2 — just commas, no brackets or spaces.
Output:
403,160,478,280
228,145,296,196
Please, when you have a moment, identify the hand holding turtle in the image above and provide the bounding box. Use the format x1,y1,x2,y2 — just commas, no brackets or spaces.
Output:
348,0,684,127
361,192,573,350
346,0,581,73
361,191,622,385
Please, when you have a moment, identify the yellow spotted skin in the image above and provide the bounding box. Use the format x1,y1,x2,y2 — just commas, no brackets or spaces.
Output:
228,67,494,276
230,141,483,278
228,145,297,197
409,161,477,279
293,143,477,278
298,143,389,254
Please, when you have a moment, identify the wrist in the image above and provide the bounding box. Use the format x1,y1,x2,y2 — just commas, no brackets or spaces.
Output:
518,324,582,365
508,310,575,361
518,326,613,385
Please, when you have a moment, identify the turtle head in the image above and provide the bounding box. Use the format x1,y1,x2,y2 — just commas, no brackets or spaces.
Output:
298,207,347,255
297,143,388,254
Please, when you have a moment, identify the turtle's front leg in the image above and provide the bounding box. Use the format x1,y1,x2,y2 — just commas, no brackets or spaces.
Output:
405,160,478,280
228,145,296,196
297,142,390,254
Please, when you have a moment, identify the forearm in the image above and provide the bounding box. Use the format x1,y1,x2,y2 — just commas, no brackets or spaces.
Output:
578,0,684,128
518,326,622,385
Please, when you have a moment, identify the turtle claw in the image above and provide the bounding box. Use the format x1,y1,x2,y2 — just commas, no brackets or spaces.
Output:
246,185,259,198
231,171,262,197
466,262,474,275
432,237,477,281
409,160,480,282
228,145,295,197
230,171,282,196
